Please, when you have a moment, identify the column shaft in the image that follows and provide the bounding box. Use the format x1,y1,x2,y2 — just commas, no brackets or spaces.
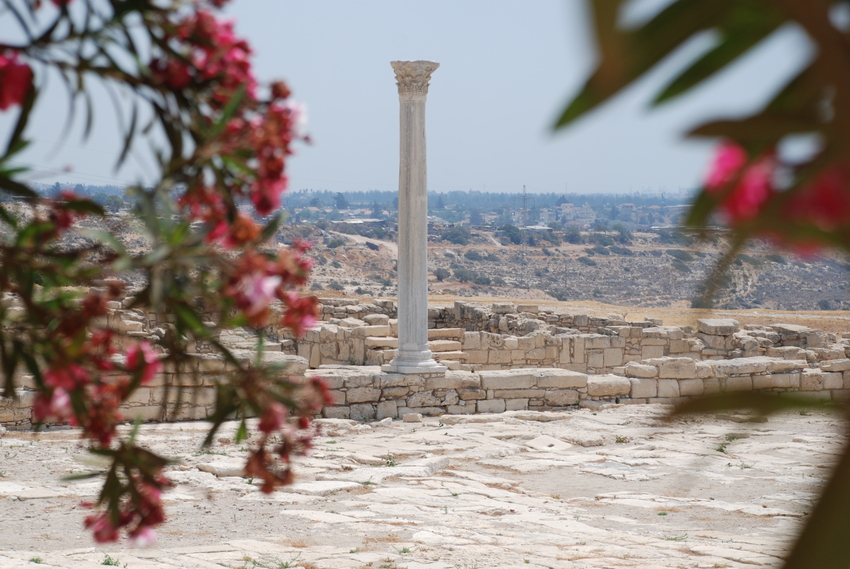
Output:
385,60,445,375
397,94,429,358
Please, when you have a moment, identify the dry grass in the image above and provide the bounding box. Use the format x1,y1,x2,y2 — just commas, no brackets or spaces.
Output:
364,534,403,544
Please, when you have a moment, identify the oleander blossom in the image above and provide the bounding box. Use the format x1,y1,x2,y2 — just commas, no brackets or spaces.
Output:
127,527,158,548
239,272,282,318
32,387,74,424
704,141,776,224
0,50,33,111
153,9,256,104
126,342,163,385
785,165,850,231
44,363,90,390
258,401,287,434
2,0,320,546
83,473,170,544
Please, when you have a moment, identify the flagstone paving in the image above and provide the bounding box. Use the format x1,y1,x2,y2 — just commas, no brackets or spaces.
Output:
0,404,844,568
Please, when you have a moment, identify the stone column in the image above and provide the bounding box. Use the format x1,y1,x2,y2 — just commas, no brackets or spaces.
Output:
384,60,446,375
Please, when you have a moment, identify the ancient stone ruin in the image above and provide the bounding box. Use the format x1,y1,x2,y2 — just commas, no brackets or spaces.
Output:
3,291,849,428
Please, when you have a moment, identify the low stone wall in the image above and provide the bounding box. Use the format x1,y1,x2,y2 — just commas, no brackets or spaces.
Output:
312,357,850,420
5,292,850,430
290,302,847,375
0,351,307,430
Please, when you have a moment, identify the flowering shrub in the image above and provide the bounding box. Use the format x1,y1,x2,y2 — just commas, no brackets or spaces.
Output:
555,2,850,567
0,0,328,544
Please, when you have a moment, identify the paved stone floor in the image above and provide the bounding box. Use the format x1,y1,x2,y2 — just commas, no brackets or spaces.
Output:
0,404,844,568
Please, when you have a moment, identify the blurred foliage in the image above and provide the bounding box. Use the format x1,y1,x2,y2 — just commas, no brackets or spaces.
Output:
557,1,850,567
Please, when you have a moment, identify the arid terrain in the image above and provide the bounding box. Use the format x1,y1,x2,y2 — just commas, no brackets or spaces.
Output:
302,226,850,314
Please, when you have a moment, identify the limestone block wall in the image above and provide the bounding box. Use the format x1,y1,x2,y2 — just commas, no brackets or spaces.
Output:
429,301,629,335
316,298,396,322
314,357,850,421
0,352,308,430
288,310,850,376
313,367,589,421
6,292,850,429
619,355,850,401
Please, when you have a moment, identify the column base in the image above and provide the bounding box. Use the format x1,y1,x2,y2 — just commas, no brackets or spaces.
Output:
382,350,446,375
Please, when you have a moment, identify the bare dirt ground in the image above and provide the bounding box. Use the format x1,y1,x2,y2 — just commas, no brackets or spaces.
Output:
0,405,844,568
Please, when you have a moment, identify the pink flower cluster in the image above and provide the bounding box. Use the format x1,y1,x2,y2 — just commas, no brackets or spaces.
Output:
84,472,170,545
222,244,318,333
34,338,162,447
704,142,776,224
246,376,333,493
0,51,33,111
704,141,850,251
152,9,256,106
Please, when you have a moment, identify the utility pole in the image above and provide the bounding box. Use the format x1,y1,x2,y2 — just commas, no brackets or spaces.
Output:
513,185,534,289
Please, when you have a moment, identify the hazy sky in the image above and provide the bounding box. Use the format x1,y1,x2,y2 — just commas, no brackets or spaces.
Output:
8,1,812,195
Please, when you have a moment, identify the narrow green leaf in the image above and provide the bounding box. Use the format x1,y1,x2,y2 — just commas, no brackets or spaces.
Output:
690,235,748,308
63,199,105,216
688,114,820,141
172,303,208,337
0,203,18,229
202,387,239,448
115,101,138,170
0,335,12,400
82,88,94,141
79,229,128,256
3,86,37,159
209,339,242,369
235,419,248,444
555,0,732,129
0,176,37,199
61,471,106,481
672,391,837,416
654,3,783,104
0,163,31,177
19,350,44,390
127,417,143,446
88,447,120,458
683,189,719,228
143,245,171,265
259,213,284,244
209,85,246,138
783,440,850,569
221,154,255,177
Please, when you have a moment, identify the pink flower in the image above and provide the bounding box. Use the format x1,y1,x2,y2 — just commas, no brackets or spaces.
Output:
280,292,319,338
704,141,775,224
128,527,157,548
258,401,287,434
240,272,282,317
44,363,90,390
31,390,72,424
51,388,73,418
151,58,192,90
786,165,850,230
126,342,162,385
207,212,260,249
0,51,33,111
705,142,747,189
84,513,120,543
250,177,286,216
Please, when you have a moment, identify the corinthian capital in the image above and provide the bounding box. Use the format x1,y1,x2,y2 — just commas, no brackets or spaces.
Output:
391,60,439,96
